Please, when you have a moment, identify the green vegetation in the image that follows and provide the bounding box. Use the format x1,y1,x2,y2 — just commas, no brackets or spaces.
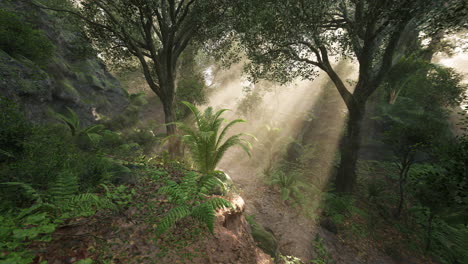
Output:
0,95,251,262
0,9,53,65
1,0,467,263
267,170,306,205
311,235,334,264
175,101,252,174
156,171,231,236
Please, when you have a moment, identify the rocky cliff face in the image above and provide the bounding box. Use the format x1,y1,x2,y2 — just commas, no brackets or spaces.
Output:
0,1,128,125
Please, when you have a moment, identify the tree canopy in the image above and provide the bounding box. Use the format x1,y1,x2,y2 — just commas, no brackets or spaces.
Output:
229,0,466,192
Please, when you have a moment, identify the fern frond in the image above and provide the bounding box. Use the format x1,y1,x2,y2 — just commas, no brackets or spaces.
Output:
156,206,191,236
216,119,246,148
181,101,203,128
82,124,105,134
49,171,79,201
158,180,187,203
56,193,116,216
0,182,42,203
205,197,231,210
54,107,80,136
199,175,224,194
0,148,14,158
191,203,216,233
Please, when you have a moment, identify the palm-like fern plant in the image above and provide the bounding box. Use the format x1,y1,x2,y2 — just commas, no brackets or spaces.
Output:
54,107,105,145
268,170,307,203
175,101,253,174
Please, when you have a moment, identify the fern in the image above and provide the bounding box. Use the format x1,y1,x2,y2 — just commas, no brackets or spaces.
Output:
268,170,307,203
156,171,232,236
174,101,253,174
54,107,105,145
1,171,115,219
0,148,14,158
49,171,79,200
0,182,43,203
156,206,191,236
54,107,80,136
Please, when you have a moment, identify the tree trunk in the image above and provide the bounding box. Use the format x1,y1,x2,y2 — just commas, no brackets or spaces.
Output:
160,77,181,157
335,106,365,193
396,159,413,217
162,99,181,157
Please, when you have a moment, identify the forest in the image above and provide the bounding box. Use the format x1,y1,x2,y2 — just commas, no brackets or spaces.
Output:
0,0,467,263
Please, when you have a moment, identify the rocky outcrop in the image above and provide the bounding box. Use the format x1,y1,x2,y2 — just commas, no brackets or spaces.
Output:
0,1,128,125
159,195,274,263
207,195,274,264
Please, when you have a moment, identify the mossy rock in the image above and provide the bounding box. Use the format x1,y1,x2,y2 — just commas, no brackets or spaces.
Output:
247,216,278,259
57,79,80,101
100,157,135,184
212,171,235,195
129,93,148,106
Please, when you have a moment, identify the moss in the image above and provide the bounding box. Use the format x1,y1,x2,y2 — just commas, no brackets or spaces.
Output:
0,9,54,65
58,79,80,98
246,216,278,258
17,79,41,94
88,75,105,90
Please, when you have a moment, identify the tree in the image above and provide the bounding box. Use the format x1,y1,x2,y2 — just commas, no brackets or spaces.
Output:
34,0,227,156
376,55,465,216
230,0,462,192
410,125,468,260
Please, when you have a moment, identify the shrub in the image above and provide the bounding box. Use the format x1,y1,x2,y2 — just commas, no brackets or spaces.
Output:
156,171,231,236
175,101,252,174
0,97,32,160
0,9,53,65
268,170,306,204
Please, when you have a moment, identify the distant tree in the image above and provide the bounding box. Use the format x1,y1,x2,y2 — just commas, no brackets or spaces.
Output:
377,56,465,217
175,45,208,119
411,119,468,260
35,0,228,156
230,0,465,192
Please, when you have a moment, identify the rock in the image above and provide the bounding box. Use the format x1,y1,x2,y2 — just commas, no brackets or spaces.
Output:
168,195,275,264
0,2,129,125
319,217,338,234
247,215,279,259
212,171,235,195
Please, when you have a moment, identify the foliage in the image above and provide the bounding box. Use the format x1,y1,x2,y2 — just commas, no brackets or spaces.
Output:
0,176,116,263
0,97,32,160
175,101,252,174
321,193,365,226
268,170,306,204
279,255,304,264
311,234,334,264
0,211,56,264
384,56,466,107
102,184,136,208
38,0,230,150
54,107,105,148
236,90,263,119
176,45,208,119
374,57,465,217
176,76,207,119
156,171,231,236
409,133,468,262
0,9,54,65
229,0,462,192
